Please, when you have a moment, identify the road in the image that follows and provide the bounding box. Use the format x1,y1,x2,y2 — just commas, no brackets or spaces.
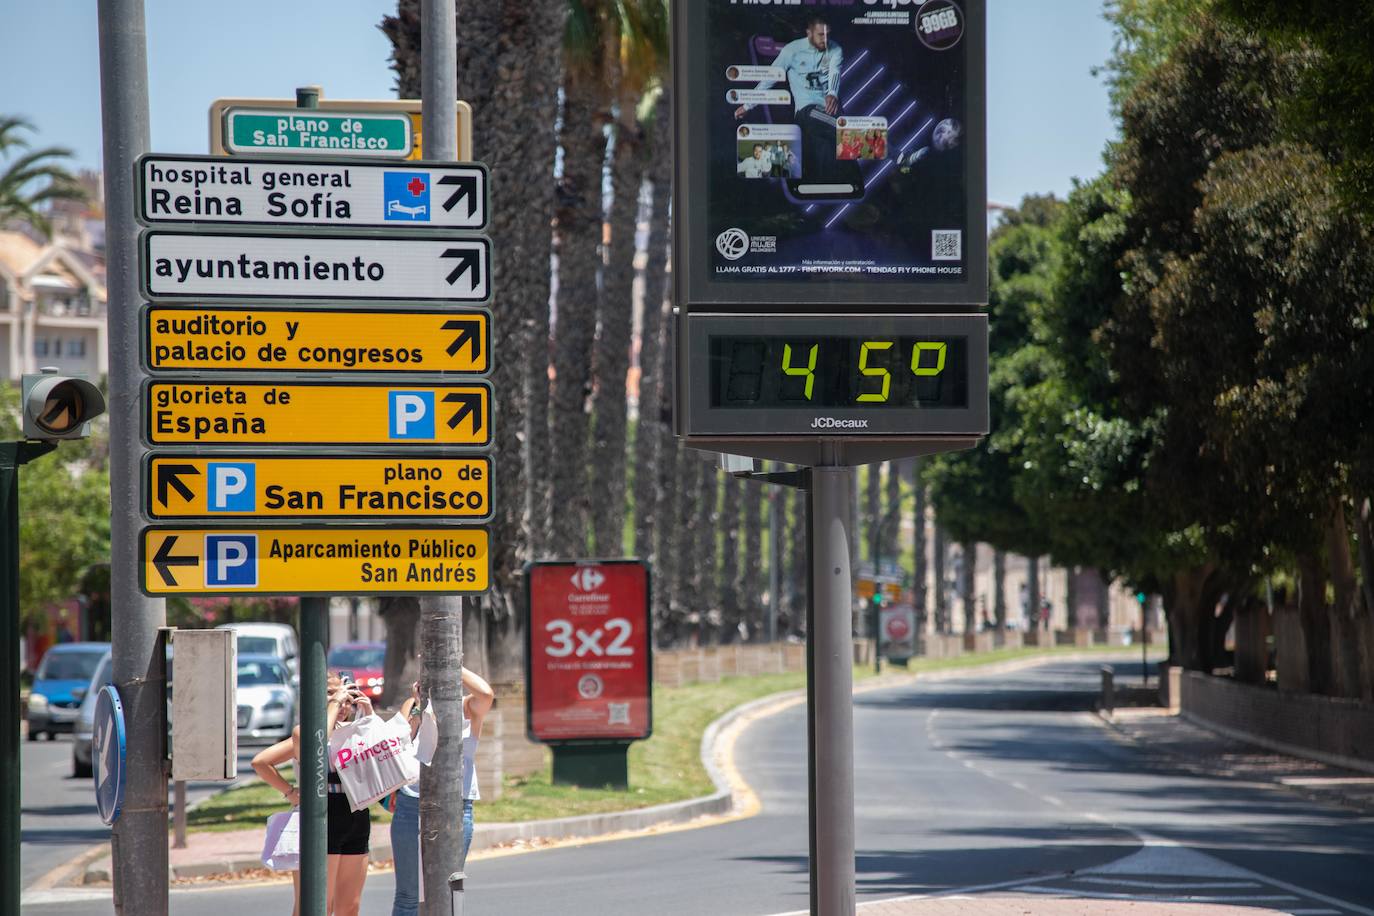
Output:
24,656,1374,914
19,734,266,890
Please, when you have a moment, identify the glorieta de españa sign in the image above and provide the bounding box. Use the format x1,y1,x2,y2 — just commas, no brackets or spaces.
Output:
140,231,490,303
144,307,488,375
223,108,413,158
141,527,489,596
144,380,492,447
137,155,488,230
146,455,492,521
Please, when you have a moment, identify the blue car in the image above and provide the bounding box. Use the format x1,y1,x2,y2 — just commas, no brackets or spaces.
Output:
27,642,111,740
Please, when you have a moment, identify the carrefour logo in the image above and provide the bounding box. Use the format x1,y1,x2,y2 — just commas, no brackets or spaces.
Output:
570,567,606,592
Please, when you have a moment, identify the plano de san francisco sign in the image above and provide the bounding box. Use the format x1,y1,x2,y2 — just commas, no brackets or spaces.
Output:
222,108,414,158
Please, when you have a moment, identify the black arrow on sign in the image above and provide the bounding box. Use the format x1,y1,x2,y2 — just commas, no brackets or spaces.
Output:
152,535,198,587
442,319,482,361
443,392,483,435
438,173,478,218
156,463,200,507
441,248,482,289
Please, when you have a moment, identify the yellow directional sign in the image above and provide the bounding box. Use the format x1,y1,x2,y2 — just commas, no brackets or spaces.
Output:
146,380,491,447
147,455,492,521
145,307,489,375
141,527,489,596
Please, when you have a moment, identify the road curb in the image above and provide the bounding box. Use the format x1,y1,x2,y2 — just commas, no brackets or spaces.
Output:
70,648,1117,885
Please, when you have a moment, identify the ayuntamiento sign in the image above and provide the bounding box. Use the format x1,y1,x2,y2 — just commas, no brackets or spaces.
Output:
141,231,491,303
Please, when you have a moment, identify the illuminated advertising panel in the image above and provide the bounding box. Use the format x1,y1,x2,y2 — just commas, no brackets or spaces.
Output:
525,561,652,743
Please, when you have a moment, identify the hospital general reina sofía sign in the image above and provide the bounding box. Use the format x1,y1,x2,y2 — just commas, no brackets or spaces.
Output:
138,155,488,231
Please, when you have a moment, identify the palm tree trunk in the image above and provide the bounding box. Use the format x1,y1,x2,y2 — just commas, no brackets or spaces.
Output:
589,112,643,556
696,461,720,643
548,72,608,558
932,523,947,633
720,475,742,641
992,550,1006,628
632,93,672,563
381,0,563,683
789,486,808,637
911,460,928,644
741,477,763,639
961,541,977,633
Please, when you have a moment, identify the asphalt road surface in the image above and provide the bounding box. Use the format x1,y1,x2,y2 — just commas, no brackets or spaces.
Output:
19,734,267,891
24,656,1374,914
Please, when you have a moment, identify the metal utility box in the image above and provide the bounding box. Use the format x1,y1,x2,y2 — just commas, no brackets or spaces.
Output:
171,628,238,781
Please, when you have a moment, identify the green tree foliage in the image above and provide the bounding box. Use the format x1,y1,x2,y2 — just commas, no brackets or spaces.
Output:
0,383,111,630
1216,0,1374,217
0,117,87,238
925,195,1061,558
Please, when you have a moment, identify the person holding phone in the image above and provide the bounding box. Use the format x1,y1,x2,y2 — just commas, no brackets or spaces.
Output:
251,674,374,916
389,665,494,916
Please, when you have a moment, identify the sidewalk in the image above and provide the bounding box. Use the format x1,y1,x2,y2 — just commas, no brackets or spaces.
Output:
850,897,1287,915
1101,706,1374,814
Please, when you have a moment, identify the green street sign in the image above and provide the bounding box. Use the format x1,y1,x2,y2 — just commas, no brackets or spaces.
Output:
223,108,413,158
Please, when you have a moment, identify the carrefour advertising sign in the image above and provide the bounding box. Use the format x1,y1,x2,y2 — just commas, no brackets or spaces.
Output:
674,0,987,309
525,561,652,743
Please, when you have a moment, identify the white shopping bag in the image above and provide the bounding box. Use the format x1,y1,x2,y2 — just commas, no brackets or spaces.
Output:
260,808,299,871
415,701,439,766
329,713,421,812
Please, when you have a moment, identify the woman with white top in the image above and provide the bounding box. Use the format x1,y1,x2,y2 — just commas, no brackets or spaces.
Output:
389,665,494,916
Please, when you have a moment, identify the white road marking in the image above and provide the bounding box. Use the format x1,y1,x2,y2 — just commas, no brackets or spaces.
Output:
1073,876,1259,890
1014,885,1298,903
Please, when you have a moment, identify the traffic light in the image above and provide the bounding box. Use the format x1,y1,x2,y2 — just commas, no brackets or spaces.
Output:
21,370,107,441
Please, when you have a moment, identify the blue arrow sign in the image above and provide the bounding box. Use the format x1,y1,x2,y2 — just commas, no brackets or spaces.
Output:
93,685,127,826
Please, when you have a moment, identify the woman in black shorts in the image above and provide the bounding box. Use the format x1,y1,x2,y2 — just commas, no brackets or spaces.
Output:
252,674,373,916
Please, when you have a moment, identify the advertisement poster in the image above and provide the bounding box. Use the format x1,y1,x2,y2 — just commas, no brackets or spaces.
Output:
526,562,652,743
704,0,972,286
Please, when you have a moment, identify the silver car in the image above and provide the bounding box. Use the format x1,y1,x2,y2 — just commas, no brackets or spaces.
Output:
71,651,113,778
236,654,296,742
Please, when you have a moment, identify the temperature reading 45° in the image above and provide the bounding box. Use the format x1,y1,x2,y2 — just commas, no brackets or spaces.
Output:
544,618,635,658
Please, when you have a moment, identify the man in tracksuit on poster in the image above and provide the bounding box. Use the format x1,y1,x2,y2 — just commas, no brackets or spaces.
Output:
734,17,853,183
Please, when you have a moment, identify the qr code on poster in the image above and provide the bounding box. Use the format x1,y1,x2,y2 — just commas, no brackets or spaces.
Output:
607,703,630,725
932,230,962,261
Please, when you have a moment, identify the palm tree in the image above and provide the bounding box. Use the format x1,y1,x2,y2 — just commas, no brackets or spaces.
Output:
380,0,566,686
589,0,669,557
0,117,87,238
548,0,618,558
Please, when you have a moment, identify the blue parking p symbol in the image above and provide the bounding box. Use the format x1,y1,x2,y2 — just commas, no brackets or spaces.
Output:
389,391,435,439
207,462,255,512
205,535,257,588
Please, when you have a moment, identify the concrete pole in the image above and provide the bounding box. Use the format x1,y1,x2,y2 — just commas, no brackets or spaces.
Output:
419,1,468,910
811,462,856,915
96,4,168,912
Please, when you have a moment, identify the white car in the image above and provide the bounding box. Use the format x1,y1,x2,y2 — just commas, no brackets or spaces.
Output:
236,654,296,741
216,622,299,680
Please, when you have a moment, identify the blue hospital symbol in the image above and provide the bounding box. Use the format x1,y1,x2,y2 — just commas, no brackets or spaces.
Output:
384,171,431,221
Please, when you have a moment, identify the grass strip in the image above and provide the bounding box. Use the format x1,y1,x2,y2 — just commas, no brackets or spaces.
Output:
188,644,1143,833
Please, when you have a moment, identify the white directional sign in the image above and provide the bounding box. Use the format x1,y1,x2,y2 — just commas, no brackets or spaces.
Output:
141,230,490,303
137,155,488,230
